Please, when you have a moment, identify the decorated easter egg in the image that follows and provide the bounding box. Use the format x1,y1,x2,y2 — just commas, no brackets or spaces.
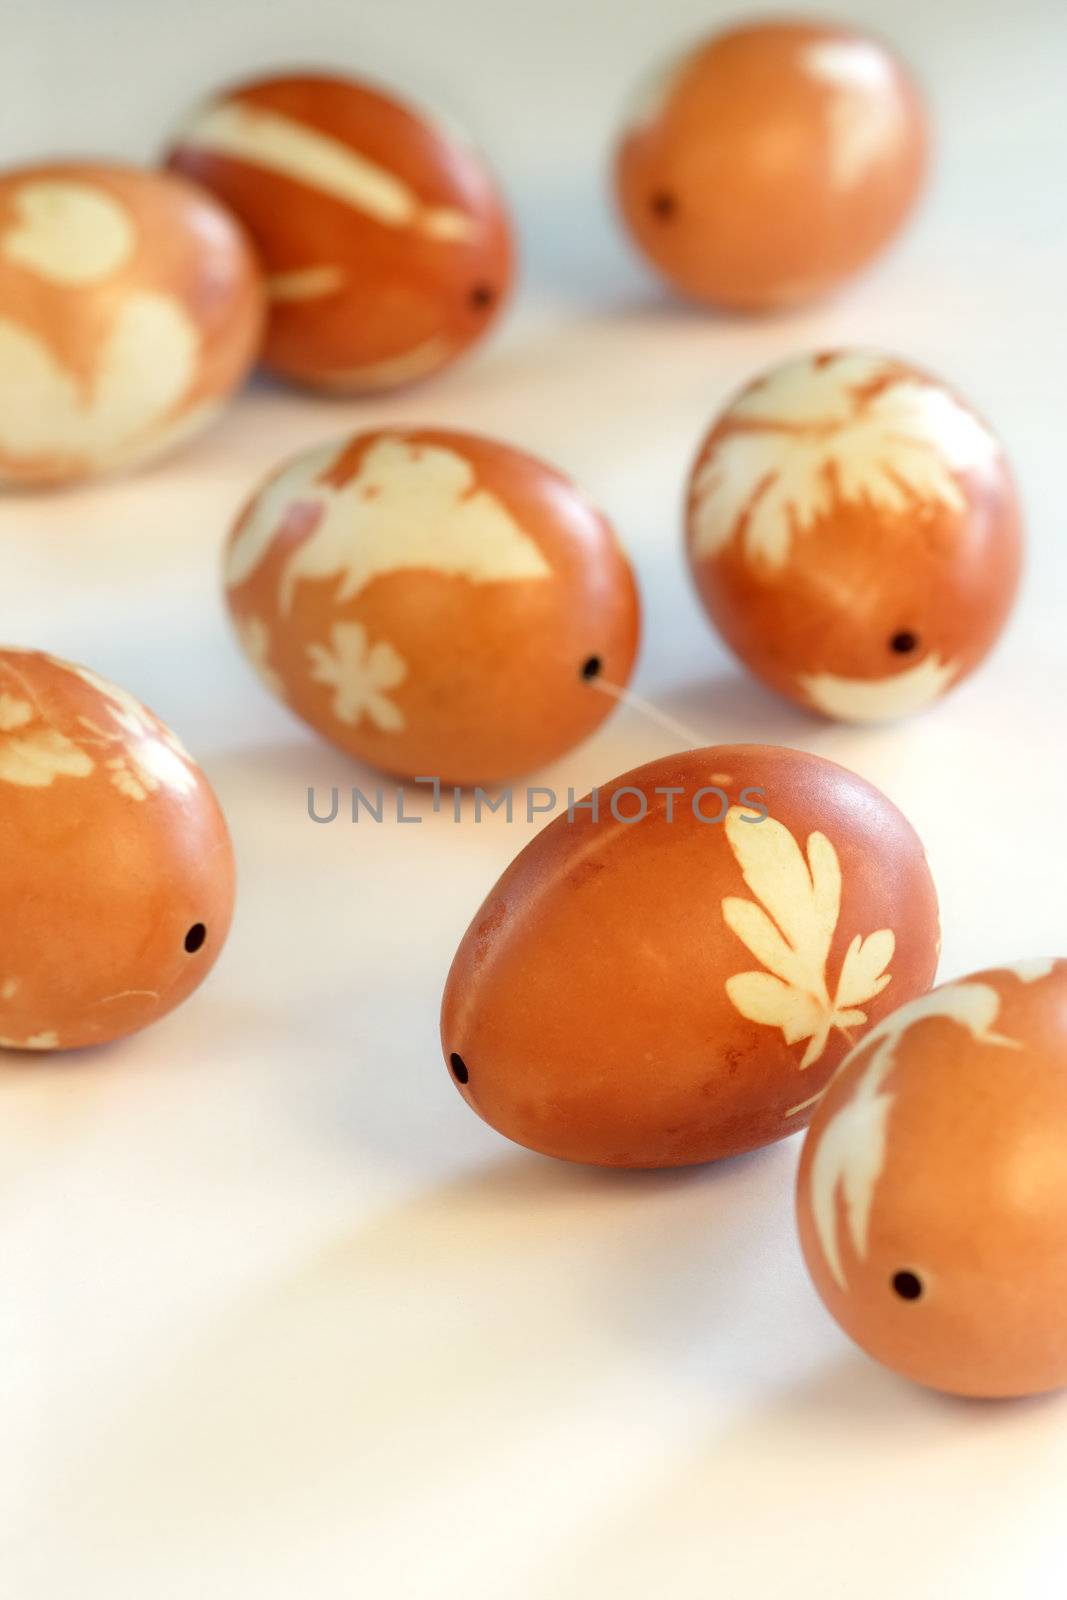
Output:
0,649,235,1051
685,350,1022,722
165,72,514,392
797,960,1067,1397
0,162,264,486
224,427,640,784
614,19,927,310
441,745,940,1166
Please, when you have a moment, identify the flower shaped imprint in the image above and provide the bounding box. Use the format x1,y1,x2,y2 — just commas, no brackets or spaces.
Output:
808,982,1018,1288
721,804,895,1070
690,352,1003,573
307,623,407,732
0,689,93,787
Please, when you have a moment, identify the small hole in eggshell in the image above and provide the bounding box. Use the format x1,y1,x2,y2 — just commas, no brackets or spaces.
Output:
184,923,207,954
469,284,496,311
649,191,677,220
581,656,602,681
890,631,919,655
892,1269,924,1301
450,1052,469,1084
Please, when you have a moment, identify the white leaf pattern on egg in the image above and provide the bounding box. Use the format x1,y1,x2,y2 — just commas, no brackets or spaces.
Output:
0,293,198,467
1003,959,1057,984
2,181,135,283
225,435,552,613
808,982,1019,1289
66,662,196,801
0,681,94,788
690,352,1002,574
176,101,476,242
798,653,960,723
722,805,895,1070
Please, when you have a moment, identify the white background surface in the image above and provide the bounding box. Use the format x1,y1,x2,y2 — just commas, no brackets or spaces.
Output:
4,0,1067,1595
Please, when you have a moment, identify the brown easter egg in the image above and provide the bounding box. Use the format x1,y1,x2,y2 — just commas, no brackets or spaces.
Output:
441,745,940,1167
797,960,1067,1397
0,649,235,1051
165,72,514,392
224,427,640,784
615,19,927,310
685,350,1023,721
0,162,264,486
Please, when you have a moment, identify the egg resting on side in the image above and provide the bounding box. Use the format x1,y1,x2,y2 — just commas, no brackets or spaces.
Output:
614,18,927,310
165,72,514,392
797,960,1067,1398
224,427,640,786
0,161,264,486
441,744,940,1167
0,649,235,1051
685,350,1022,723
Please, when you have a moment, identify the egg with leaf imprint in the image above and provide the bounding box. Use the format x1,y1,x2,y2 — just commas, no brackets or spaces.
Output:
0,161,264,486
797,959,1067,1397
165,71,514,392
0,648,234,1052
685,350,1022,722
442,745,939,1167
224,427,640,785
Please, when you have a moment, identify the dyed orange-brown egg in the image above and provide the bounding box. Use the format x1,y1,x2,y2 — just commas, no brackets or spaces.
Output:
0,162,264,486
685,350,1023,722
0,649,235,1051
797,961,1067,1397
441,745,940,1167
224,427,640,784
165,72,514,392
614,19,927,310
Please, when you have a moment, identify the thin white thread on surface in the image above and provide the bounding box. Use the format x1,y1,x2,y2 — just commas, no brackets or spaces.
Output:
592,677,709,749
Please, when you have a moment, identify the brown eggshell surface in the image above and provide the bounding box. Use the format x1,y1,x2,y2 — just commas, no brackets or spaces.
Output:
441,745,940,1167
0,649,235,1051
224,427,640,785
0,162,264,486
166,72,514,392
797,961,1067,1398
615,18,927,309
685,350,1022,723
